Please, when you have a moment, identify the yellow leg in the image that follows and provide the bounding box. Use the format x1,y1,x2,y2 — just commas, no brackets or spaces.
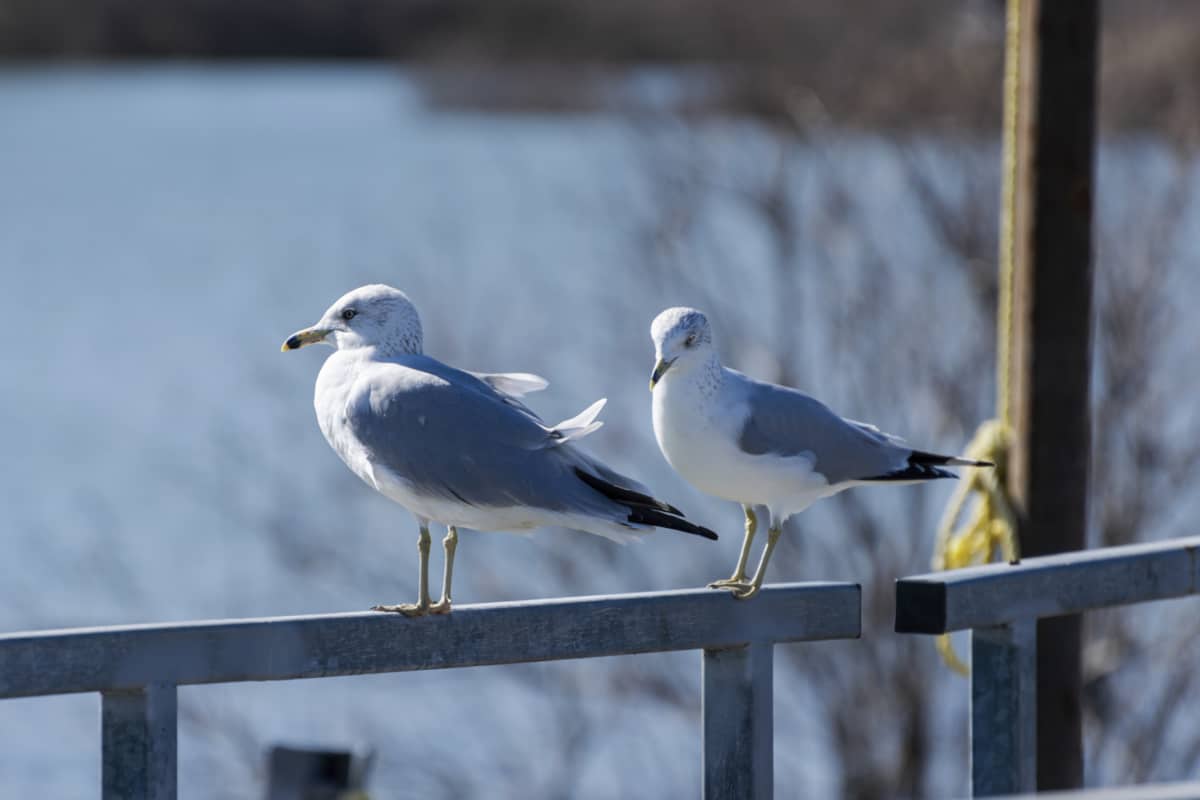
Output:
428,526,458,615
729,523,783,601
709,506,758,589
373,523,432,616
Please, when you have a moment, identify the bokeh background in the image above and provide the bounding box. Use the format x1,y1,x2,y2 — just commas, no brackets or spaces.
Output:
2,1,1199,796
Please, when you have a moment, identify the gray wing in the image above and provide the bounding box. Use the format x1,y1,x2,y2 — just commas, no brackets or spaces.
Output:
346,359,616,515
736,377,911,485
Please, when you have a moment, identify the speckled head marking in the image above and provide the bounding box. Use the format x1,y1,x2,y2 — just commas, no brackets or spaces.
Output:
649,307,717,390
282,284,424,356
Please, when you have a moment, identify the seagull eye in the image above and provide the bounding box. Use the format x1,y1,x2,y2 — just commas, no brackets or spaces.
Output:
341,309,357,321
684,334,697,347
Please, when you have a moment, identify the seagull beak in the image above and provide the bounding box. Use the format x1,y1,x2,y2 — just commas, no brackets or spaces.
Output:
649,357,675,391
281,327,331,352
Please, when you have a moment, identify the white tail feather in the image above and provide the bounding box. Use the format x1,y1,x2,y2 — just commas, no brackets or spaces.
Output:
551,398,607,443
478,371,549,397
943,455,993,467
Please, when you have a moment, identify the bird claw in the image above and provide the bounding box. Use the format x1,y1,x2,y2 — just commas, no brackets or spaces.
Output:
707,577,747,589
371,603,429,617
427,598,452,615
725,582,761,600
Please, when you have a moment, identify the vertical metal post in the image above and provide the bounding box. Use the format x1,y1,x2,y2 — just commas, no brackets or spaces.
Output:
970,620,1036,797
1006,0,1097,789
102,683,178,800
702,642,773,800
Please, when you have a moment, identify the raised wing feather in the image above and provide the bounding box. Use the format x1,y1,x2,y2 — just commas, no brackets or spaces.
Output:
473,371,549,397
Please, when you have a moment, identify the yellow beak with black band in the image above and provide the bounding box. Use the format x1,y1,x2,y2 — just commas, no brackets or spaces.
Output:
649,357,676,391
281,327,332,352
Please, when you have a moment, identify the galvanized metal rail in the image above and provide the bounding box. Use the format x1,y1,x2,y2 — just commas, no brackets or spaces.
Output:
895,536,1200,797
989,780,1200,800
0,582,861,800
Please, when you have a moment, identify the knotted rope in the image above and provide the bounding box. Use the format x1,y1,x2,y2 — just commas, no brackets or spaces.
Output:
930,0,1023,674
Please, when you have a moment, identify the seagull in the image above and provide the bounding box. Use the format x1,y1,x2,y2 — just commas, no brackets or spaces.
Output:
648,307,990,600
282,285,717,615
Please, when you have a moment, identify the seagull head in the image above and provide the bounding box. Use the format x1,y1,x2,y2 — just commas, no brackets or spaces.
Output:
649,306,714,390
282,284,424,356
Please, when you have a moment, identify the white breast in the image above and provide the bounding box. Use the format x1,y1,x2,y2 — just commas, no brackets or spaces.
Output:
314,351,377,488
652,370,745,502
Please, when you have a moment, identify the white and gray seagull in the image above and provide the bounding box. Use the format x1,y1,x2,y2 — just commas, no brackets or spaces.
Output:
282,285,717,616
648,307,990,600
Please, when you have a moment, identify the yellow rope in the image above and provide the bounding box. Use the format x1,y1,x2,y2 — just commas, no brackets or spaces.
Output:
931,0,1023,675
996,0,1021,426
932,423,1019,674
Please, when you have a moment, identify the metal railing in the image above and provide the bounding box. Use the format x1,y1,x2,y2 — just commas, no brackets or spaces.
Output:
990,780,1200,800
0,582,861,800
895,535,1200,797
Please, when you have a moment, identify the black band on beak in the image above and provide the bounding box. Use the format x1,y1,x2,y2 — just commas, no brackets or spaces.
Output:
281,327,332,352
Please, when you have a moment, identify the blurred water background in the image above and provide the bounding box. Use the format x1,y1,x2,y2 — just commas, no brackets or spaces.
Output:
2,3,1200,798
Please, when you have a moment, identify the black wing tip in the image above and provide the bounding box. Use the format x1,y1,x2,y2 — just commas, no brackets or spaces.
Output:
573,468,716,540
906,449,955,466
860,449,994,482
909,450,993,469
861,464,959,482
573,468,682,515
628,506,719,540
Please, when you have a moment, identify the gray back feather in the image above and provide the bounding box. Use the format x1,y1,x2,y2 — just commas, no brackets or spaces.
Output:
346,355,631,516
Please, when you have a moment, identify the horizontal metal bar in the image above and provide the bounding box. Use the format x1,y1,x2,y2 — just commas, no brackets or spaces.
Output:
0,583,860,699
895,536,1200,634
985,780,1200,800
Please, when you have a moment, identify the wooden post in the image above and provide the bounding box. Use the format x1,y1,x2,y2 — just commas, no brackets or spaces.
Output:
1007,0,1098,790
